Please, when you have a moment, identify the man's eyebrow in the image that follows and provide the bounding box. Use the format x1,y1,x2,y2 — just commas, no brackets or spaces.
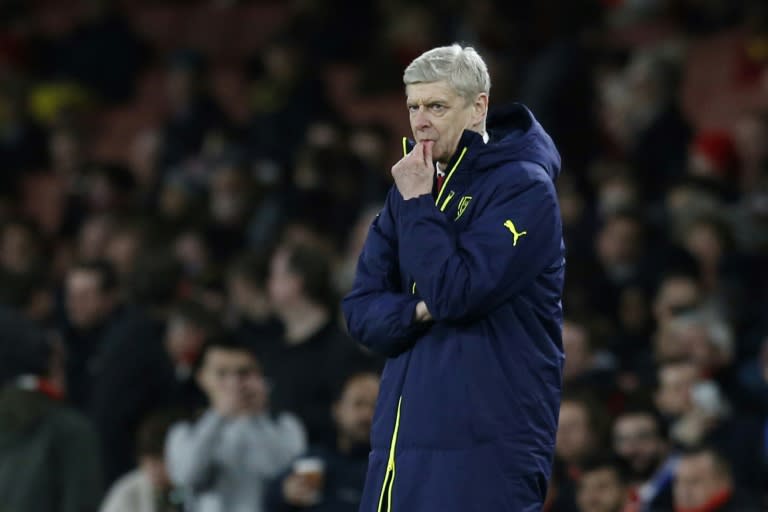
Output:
406,97,448,105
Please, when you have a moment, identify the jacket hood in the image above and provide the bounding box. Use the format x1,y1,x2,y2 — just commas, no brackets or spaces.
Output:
481,103,561,180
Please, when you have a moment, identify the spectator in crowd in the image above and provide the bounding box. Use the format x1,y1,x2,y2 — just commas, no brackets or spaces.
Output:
205,159,253,262
557,394,611,469
672,446,761,512
104,219,149,282
0,82,48,193
0,217,43,276
161,50,228,168
91,297,214,485
575,456,629,512
266,370,379,511
261,241,369,446
687,130,740,201
602,47,692,200
100,411,184,512
562,318,619,402
0,264,53,324
61,259,123,410
666,312,741,398
588,210,648,323
612,404,676,510
554,394,611,510
652,272,702,327
226,251,281,344
246,36,331,168
0,307,103,512
77,212,117,261
166,336,305,512
654,360,765,490
88,251,193,485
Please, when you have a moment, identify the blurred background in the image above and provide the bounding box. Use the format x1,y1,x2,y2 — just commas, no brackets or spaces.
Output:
0,0,767,511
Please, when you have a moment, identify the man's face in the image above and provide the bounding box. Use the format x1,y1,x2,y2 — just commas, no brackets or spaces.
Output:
556,401,593,463
576,468,627,512
563,321,591,380
653,277,699,323
333,374,379,445
405,81,485,164
165,316,205,367
198,348,266,415
674,453,730,509
612,414,665,480
655,363,698,417
267,248,301,311
65,269,111,329
596,217,640,268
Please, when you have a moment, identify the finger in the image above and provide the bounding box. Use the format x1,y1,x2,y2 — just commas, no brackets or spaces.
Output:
423,140,433,167
411,141,423,161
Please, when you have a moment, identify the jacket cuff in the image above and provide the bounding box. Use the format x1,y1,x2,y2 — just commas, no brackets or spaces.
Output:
398,193,437,218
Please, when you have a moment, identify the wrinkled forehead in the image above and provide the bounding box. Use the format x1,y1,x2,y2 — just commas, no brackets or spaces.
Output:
405,81,462,104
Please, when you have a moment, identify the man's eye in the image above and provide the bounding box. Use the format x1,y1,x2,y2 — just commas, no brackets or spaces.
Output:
430,104,446,112
407,105,419,113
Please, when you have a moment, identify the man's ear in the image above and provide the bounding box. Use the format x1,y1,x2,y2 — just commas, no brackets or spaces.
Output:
472,93,489,127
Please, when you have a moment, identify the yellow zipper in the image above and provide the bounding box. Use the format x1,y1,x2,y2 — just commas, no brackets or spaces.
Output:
434,147,467,206
377,396,403,512
439,190,455,212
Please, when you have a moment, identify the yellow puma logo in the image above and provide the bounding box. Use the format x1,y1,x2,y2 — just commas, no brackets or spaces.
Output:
503,220,527,246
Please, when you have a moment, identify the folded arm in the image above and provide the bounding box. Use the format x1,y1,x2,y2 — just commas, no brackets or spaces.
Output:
397,172,562,323
342,189,429,357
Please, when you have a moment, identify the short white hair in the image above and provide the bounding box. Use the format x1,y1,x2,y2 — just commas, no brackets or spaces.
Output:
673,310,734,358
403,44,491,100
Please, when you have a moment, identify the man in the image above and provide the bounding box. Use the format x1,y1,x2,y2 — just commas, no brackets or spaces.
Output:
267,371,380,511
576,457,629,512
612,405,676,511
672,447,760,512
100,411,183,512
166,336,305,512
343,44,564,510
262,240,371,446
552,394,610,511
562,318,619,402
61,259,122,410
226,251,281,346
557,394,608,469
0,307,103,512
91,299,213,485
654,361,764,491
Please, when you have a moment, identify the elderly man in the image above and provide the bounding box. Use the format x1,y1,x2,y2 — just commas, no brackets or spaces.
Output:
343,44,565,511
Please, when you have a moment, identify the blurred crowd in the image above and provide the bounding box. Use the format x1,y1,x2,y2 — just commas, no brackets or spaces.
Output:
0,0,768,511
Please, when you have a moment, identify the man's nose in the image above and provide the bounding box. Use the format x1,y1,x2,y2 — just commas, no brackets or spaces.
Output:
413,108,431,129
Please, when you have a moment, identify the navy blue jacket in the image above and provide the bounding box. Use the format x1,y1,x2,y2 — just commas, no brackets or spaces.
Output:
342,104,565,511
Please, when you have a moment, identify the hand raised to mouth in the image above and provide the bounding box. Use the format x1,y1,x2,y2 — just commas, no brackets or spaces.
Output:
392,140,435,200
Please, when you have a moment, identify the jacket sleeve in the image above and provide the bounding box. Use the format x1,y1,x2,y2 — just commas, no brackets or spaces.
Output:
165,412,226,491
396,168,562,323
342,188,428,357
